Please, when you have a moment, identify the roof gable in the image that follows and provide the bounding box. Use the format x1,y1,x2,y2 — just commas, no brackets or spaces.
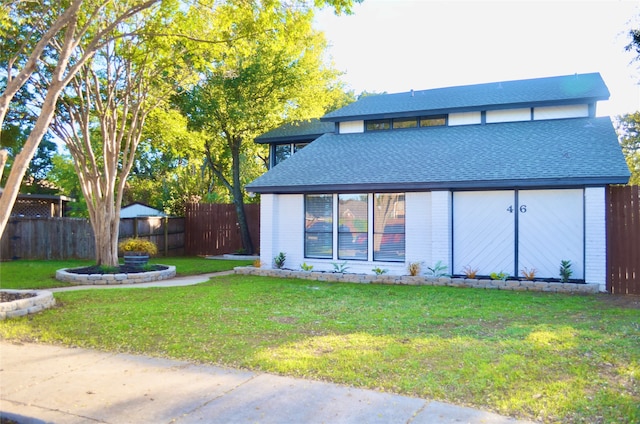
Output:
322,73,609,122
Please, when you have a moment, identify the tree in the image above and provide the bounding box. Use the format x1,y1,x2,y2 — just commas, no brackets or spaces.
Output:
616,113,640,185
618,24,640,185
48,153,88,217
176,1,351,254
0,0,162,238
49,2,200,266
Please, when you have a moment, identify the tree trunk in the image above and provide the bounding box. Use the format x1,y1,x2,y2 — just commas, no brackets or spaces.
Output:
231,138,254,254
0,79,65,237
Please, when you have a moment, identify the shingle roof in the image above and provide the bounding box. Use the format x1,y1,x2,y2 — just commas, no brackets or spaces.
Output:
255,119,335,143
246,117,630,193
322,73,609,122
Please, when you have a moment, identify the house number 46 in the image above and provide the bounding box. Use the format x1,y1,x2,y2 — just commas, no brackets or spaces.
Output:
506,205,527,213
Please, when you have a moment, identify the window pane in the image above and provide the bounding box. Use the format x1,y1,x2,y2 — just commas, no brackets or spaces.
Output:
420,116,446,127
305,194,333,259
374,193,405,262
294,143,308,153
393,118,417,129
365,119,391,131
274,144,291,166
338,194,368,260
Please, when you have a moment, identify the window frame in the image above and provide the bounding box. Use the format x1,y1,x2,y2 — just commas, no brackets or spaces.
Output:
304,194,333,259
373,193,406,262
337,193,368,261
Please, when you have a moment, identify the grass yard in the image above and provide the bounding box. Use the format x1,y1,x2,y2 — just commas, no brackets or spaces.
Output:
0,256,254,289
1,272,638,423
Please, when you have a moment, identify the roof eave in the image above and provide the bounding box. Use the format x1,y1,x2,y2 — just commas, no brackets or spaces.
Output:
255,133,329,144
247,176,629,194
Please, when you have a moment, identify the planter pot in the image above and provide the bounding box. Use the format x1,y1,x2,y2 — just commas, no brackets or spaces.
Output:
123,254,150,269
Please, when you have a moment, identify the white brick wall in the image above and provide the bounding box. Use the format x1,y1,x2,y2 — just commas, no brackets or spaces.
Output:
430,191,452,273
405,192,432,265
584,187,607,291
259,194,275,269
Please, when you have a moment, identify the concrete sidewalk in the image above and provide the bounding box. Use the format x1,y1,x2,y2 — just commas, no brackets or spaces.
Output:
0,342,534,424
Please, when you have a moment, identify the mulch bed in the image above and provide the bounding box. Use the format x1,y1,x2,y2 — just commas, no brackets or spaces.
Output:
66,265,169,275
0,291,36,302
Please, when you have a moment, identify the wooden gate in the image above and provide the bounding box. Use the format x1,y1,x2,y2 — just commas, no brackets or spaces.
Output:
607,186,640,294
184,203,260,256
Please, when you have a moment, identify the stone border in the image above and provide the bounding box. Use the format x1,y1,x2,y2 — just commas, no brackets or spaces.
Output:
235,267,600,294
55,265,176,285
0,290,56,320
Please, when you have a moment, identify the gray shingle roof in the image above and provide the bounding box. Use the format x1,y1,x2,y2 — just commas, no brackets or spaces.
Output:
255,119,335,143
246,117,630,193
322,73,609,122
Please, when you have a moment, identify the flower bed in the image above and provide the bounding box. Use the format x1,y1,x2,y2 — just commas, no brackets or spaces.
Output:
234,267,600,294
0,290,55,320
56,265,176,285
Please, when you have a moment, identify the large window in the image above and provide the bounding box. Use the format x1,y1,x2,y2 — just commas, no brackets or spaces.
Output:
305,195,333,258
338,194,368,260
374,193,405,262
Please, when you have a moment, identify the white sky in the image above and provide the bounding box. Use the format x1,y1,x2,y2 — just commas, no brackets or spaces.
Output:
315,0,640,117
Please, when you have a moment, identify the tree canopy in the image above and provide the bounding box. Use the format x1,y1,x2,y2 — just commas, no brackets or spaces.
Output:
174,1,352,253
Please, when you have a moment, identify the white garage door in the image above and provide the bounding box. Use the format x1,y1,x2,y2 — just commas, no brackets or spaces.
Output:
453,189,584,280
453,191,515,276
518,189,584,279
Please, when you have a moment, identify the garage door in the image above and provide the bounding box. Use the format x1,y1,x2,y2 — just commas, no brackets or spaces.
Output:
453,191,515,276
453,189,584,279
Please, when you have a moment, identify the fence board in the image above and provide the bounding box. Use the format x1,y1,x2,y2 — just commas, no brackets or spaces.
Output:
607,186,640,295
185,203,260,256
0,217,184,260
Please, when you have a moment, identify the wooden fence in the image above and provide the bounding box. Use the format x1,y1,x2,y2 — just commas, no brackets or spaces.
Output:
184,203,260,256
0,217,185,261
607,185,640,295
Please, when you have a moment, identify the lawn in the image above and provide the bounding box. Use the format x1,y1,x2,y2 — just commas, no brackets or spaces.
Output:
0,256,254,289
1,271,638,423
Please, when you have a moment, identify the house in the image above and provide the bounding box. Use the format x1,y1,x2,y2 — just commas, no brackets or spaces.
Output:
120,202,166,218
247,73,630,291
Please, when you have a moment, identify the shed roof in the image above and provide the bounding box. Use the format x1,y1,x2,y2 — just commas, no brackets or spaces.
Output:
246,117,630,193
322,73,609,122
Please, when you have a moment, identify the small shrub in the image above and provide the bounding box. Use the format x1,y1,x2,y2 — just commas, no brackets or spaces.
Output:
274,252,286,269
252,259,262,268
521,267,537,281
372,267,388,275
407,262,422,276
426,260,448,277
332,261,349,273
490,271,509,281
559,260,573,282
300,262,313,271
118,238,158,256
462,265,478,279
98,265,119,274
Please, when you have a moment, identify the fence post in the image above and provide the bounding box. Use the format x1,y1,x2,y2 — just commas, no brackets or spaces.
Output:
164,216,169,257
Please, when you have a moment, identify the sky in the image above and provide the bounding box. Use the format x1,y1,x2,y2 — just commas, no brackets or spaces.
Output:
314,0,640,117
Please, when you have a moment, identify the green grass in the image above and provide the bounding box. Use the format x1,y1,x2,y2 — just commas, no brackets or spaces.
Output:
0,257,253,289
1,274,638,423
